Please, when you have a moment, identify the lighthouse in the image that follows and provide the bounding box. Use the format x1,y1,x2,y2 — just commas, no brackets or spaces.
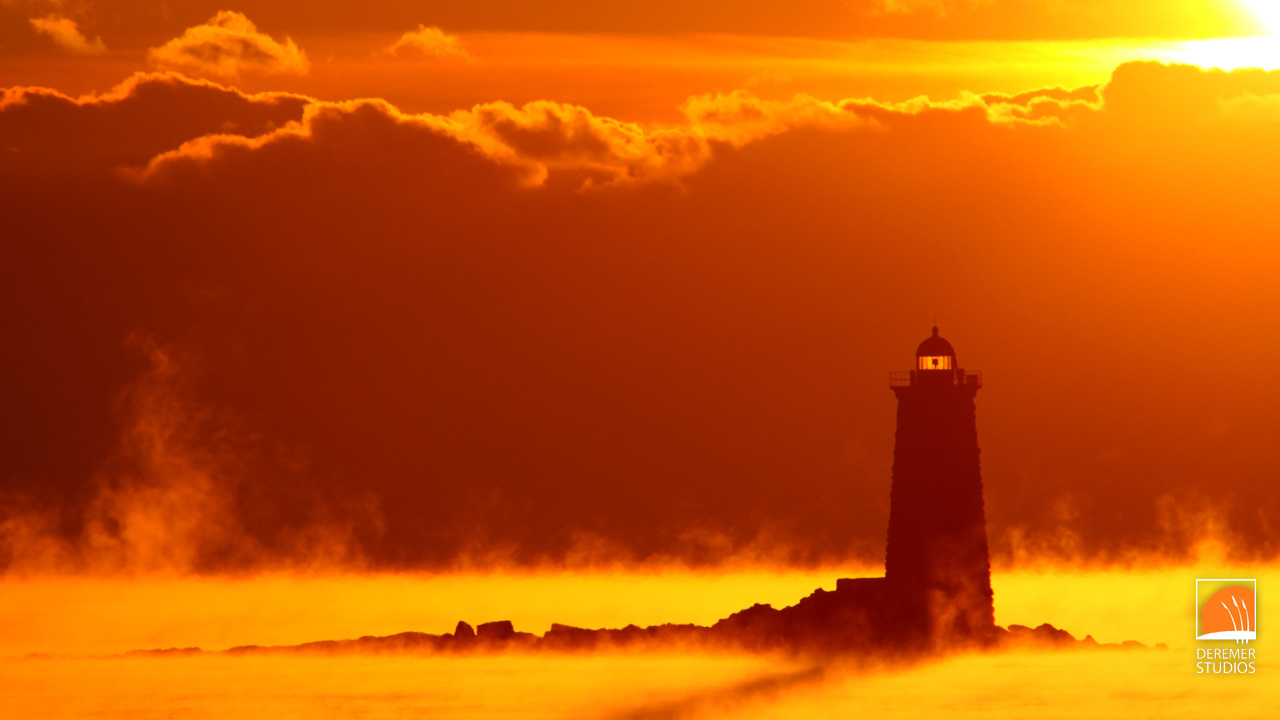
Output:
728,327,998,652
884,327,995,641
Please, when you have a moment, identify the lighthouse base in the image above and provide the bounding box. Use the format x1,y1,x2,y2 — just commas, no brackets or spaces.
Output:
708,575,999,655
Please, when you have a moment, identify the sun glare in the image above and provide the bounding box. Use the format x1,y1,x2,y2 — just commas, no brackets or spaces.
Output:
1152,1,1280,70
1165,35,1280,69
1242,0,1280,34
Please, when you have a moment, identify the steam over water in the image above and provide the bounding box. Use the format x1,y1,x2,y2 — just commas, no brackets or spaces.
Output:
3,651,1274,719
2,564,1277,718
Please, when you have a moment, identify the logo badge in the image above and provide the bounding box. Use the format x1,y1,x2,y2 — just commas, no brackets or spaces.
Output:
1196,579,1256,642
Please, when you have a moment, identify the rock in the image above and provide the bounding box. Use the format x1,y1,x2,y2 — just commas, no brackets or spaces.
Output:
477,621,516,642
543,623,599,651
1034,623,1076,644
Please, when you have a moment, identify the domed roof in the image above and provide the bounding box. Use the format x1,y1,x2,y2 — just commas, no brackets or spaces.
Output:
916,326,955,357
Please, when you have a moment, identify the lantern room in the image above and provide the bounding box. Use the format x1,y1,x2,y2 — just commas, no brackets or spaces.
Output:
916,327,955,372
889,327,982,390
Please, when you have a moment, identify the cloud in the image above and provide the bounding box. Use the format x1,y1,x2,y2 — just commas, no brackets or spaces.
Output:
134,83,1077,193
1,66,1082,198
978,85,1101,124
0,72,308,176
136,95,716,190
680,85,1095,148
681,92,864,146
0,70,714,191
1217,92,1280,124
456,100,711,187
28,14,104,54
147,11,309,79
384,24,473,61
1099,60,1280,123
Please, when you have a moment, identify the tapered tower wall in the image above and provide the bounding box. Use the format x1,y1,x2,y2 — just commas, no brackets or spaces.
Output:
885,369,994,643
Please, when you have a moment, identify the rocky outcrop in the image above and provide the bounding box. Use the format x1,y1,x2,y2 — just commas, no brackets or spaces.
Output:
130,578,1152,659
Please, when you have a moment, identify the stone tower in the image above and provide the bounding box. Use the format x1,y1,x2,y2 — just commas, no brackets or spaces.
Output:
884,327,994,643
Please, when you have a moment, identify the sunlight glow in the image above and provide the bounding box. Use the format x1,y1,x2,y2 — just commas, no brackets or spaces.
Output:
1242,0,1280,34
1148,2,1280,70
1160,35,1280,69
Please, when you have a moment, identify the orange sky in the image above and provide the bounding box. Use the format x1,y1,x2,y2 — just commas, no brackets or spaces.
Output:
1,1,1264,43
0,2,1272,119
4,1,1280,574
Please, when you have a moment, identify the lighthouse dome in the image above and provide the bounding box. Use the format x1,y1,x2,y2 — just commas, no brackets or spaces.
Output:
916,327,954,358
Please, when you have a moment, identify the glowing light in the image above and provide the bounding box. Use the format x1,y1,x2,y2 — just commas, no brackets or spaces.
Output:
1242,0,1280,34
1156,35,1280,70
1162,35,1280,69
918,355,953,371
1145,2,1280,69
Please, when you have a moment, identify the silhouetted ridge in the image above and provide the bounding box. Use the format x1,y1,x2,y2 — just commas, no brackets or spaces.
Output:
129,611,1157,658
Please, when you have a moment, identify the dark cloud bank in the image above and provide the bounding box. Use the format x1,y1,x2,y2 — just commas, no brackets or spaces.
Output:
3,62,1280,573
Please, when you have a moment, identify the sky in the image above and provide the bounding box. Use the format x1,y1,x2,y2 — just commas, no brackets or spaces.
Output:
3,0,1280,575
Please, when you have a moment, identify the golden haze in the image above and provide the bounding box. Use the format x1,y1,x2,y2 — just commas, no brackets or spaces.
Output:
4,1,1280,717
1,565,1277,717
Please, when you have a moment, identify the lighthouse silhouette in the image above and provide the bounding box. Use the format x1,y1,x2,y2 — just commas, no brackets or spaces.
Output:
883,326,994,643
705,327,997,652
